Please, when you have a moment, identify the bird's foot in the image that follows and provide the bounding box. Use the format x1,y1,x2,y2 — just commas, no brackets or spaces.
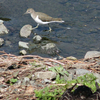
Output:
48,27,52,32
32,24,39,30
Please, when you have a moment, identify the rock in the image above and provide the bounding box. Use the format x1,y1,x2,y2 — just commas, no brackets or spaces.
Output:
19,49,27,55
53,55,64,60
41,43,59,55
23,77,30,82
12,71,19,77
84,51,100,59
0,38,4,46
20,24,33,38
75,69,91,76
5,40,11,46
93,73,100,83
44,79,51,84
0,20,9,34
21,77,30,86
30,81,35,86
33,35,42,43
66,56,77,61
67,69,91,79
18,41,29,49
34,71,56,79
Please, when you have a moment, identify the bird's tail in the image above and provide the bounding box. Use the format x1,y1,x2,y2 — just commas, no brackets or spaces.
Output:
52,18,64,23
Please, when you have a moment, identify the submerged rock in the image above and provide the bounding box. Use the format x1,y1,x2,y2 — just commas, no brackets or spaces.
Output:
20,24,33,38
33,35,42,43
0,38,4,46
41,43,59,55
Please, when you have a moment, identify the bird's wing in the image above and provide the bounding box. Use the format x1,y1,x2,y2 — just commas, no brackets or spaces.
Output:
36,12,53,22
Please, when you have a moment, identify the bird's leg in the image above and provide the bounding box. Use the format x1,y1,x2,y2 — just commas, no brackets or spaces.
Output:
48,24,52,32
32,24,39,30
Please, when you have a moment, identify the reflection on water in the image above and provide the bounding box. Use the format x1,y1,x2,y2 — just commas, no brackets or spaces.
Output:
0,0,100,58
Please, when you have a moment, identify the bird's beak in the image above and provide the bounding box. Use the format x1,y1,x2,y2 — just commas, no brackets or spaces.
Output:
24,11,28,14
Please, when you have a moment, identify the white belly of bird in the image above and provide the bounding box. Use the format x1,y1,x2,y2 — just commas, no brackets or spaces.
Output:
34,15,50,25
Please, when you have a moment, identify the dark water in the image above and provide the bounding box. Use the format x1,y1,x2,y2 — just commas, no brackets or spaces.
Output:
0,0,100,59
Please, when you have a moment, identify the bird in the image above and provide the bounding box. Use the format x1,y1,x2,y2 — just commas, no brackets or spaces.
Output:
24,8,64,32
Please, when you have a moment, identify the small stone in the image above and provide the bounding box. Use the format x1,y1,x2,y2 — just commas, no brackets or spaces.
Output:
18,41,29,49
23,77,30,82
33,35,42,43
0,77,4,83
12,71,19,77
0,38,4,46
44,79,51,83
66,56,77,61
19,49,27,55
0,20,9,34
20,24,33,38
34,71,56,79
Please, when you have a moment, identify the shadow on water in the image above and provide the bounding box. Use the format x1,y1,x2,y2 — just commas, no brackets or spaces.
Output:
0,0,100,59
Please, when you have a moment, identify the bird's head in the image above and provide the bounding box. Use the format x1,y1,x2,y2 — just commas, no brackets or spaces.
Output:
24,8,35,14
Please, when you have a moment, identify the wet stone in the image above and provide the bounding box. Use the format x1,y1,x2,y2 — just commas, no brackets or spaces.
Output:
41,43,59,55
19,49,27,55
33,35,42,43
20,24,33,38
0,20,9,34
18,41,29,49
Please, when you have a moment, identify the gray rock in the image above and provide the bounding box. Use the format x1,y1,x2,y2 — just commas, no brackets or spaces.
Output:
18,41,29,49
30,81,35,86
84,51,100,59
33,35,42,43
12,71,19,77
20,24,33,38
0,38,4,46
19,49,27,55
75,69,91,76
34,71,56,79
23,77,30,82
0,20,9,34
67,69,91,80
93,73,100,83
21,77,30,86
44,79,51,83
41,43,59,55
0,84,7,88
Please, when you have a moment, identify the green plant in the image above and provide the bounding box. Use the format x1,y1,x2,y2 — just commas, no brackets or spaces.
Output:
8,78,18,85
16,97,19,100
34,85,65,100
49,65,69,84
34,73,99,100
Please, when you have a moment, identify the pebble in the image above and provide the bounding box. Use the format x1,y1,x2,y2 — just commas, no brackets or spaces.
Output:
19,49,27,55
18,41,29,49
